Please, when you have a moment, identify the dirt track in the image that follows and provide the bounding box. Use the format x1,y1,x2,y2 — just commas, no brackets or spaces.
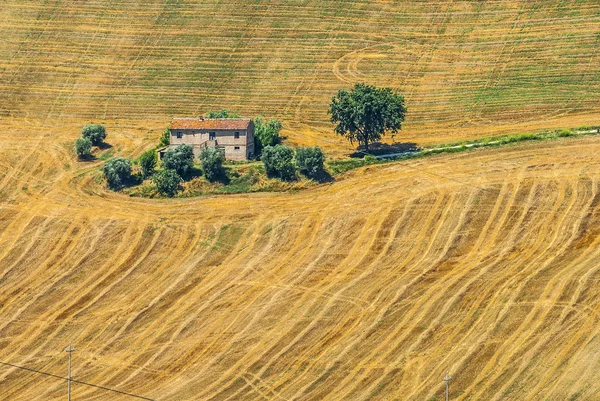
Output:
1,131,600,400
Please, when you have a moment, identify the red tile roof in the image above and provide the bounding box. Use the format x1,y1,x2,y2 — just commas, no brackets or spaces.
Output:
170,118,252,130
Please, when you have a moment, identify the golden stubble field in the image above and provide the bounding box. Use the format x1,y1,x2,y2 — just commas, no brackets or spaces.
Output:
2,129,600,400
1,0,600,400
1,0,599,149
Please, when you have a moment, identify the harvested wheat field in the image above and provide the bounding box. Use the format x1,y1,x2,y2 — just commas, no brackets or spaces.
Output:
1,0,599,149
2,134,600,400
2,0,600,400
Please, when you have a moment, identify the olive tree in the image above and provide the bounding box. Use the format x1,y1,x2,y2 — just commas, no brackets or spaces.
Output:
75,136,92,159
82,124,107,146
261,145,295,181
329,83,406,152
103,157,131,189
253,116,283,156
139,149,157,178
295,146,325,178
153,169,182,197
199,147,225,182
162,144,194,176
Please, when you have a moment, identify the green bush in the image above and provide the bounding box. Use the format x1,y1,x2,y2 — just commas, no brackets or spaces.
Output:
162,144,194,176
159,127,170,147
261,145,295,181
153,169,182,197
206,109,241,118
295,146,325,178
254,116,282,156
82,124,107,146
103,157,131,189
139,149,157,178
74,136,92,159
200,147,225,181
557,129,574,137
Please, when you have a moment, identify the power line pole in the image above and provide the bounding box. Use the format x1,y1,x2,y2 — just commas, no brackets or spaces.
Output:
65,343,76,401
443,371,452,401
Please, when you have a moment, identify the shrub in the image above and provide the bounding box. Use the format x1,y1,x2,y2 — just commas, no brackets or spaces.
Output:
295,146,325,178
139,149,157,178
253,116,282,156
74,136,92,159
261,145,295,181
82,124,107,146
200,147,225,181
103,157,131,189
153,169,182,197
159,127,170,147
557,129,574,137
162,144,194,176
206,109,241,118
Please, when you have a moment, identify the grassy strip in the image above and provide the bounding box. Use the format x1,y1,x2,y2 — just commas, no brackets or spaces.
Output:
327,126,600,174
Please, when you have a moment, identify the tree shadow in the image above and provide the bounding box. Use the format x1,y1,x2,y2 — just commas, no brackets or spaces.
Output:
183,166,203,180
77,154,97,162
350,142,419,158
310,169,334,183
210,169,231,185
123,173,143,188
98,142,113,150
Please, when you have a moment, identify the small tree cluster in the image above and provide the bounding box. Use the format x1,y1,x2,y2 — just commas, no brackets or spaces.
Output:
162,144,194,177
103,157,131,189
75,124,107,159
295,146,325,179
199,147,225,182
152,144,196,197
261,145,295,181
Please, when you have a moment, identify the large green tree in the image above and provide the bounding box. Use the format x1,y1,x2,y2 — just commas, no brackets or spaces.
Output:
329,83,406,152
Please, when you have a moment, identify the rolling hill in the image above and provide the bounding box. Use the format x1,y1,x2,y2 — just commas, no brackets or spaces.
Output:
1,1,600,400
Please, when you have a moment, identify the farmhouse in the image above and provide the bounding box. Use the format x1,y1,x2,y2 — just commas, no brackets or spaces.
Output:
159,118,255,161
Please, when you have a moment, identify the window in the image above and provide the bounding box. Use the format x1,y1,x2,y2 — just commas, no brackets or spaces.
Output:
176,132,183,139
234,132,240,139
234,146,240,150
209,132,216,140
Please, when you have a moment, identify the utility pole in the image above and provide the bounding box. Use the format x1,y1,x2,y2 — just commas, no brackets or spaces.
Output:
443,371,452,401
65,343,76,401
